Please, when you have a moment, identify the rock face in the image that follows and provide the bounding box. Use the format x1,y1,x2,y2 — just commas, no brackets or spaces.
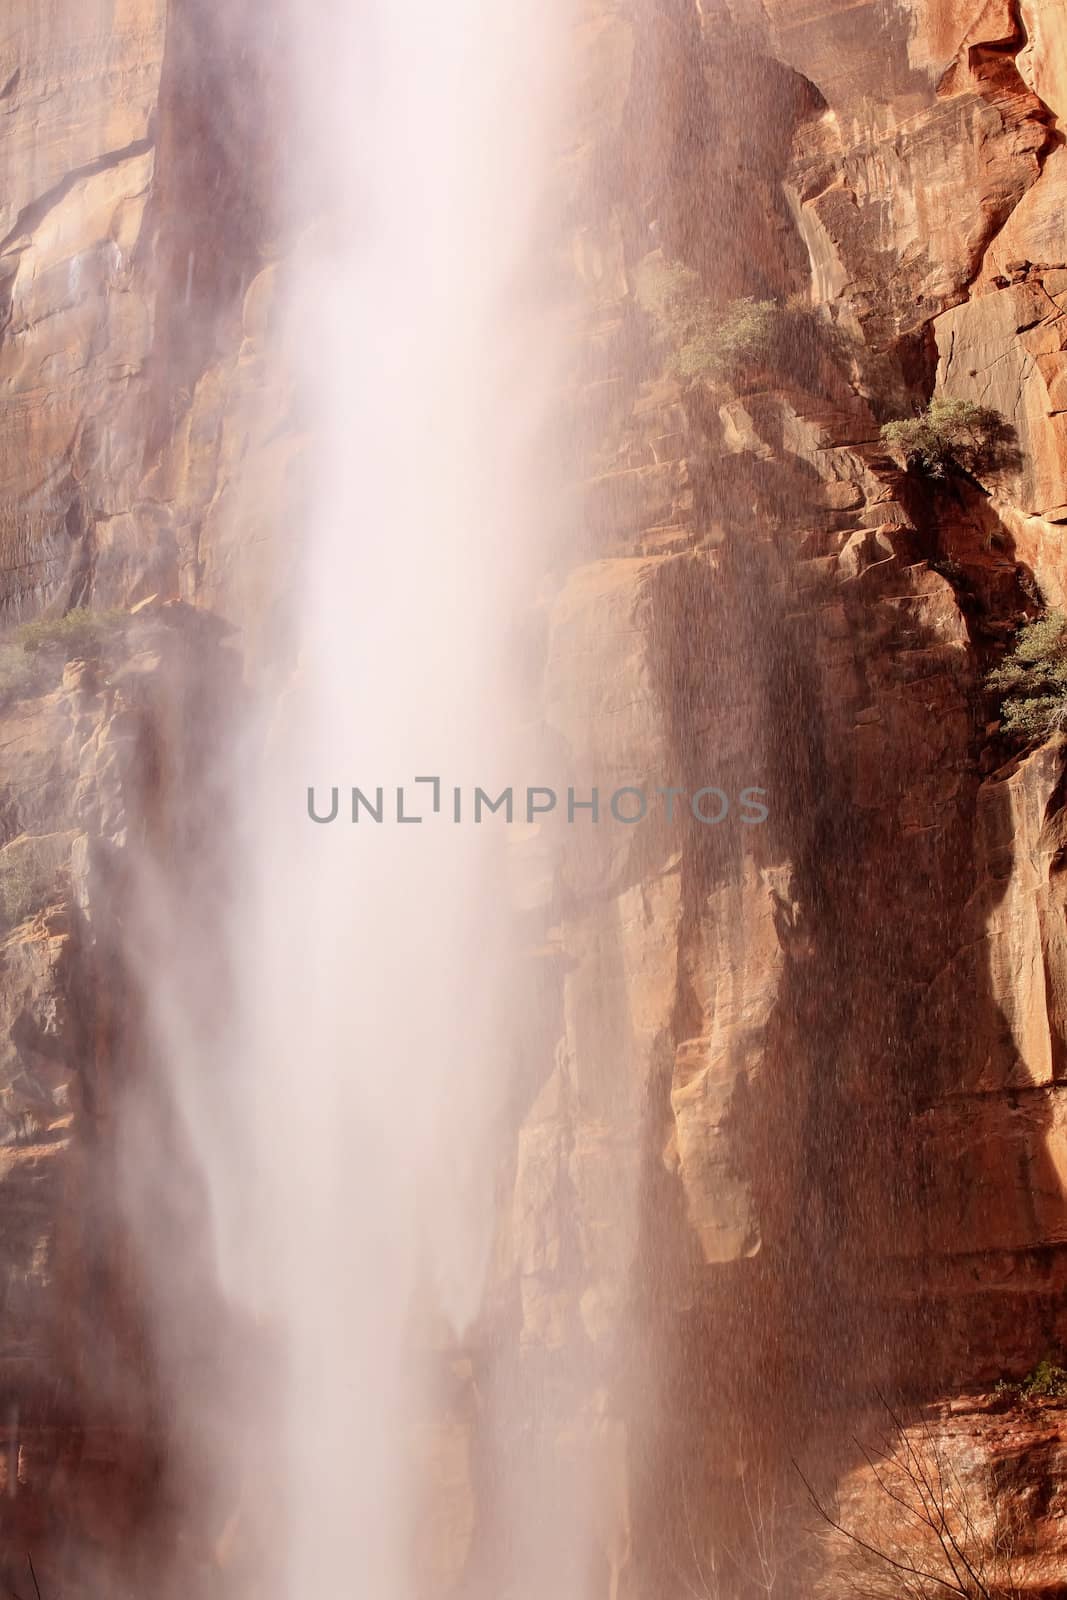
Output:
0,0,163,616
469,1,1067,1593
2,0,1067,1595
0,605,247,1593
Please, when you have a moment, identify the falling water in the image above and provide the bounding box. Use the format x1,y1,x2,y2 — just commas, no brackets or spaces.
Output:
146,1,570,1594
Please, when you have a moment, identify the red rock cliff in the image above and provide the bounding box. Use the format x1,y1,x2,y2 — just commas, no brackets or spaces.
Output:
1,0,1067,1594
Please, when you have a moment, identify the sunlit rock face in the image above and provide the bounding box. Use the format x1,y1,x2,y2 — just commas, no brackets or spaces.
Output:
0,0,286,645
2,0,1067,1595
0,0,164,616
477,0,1067,1592
737,0,1055,337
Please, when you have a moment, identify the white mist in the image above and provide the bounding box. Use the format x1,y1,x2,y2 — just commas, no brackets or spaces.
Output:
190,1,565,1594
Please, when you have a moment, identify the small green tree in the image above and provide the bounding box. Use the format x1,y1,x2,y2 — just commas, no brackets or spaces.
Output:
634,258,781,385
13,606,128,658
0,607,131,707
986,610,1067,741
997,1356,1067,1402
1022,1357,1067,1398
881,398,1007,478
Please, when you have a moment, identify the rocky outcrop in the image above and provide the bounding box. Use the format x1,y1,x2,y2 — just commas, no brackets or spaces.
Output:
814,1391,1067,1598
747,0,1056,341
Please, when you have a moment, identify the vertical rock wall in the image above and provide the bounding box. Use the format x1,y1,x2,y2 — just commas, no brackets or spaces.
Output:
473,1,1067,1593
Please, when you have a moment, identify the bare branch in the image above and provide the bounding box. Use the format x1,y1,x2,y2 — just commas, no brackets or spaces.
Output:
799,1396,1023,1600
680,1473,718,1599
791,1457,969,1598
872,1395,991,1597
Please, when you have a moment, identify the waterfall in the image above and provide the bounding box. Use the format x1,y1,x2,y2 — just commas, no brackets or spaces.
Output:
136,1,570,1593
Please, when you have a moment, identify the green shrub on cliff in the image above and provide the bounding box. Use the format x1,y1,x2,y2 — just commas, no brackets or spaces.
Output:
634,259,780,384
995,1355,1067,1402
986,610,1067,741
14,606,128,658
672,295,781,383
1022,1356,1067,1398
881,397,1006,478
0,607,131,708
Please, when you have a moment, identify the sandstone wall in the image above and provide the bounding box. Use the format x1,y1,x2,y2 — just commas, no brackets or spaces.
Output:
474,1,1067,1593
